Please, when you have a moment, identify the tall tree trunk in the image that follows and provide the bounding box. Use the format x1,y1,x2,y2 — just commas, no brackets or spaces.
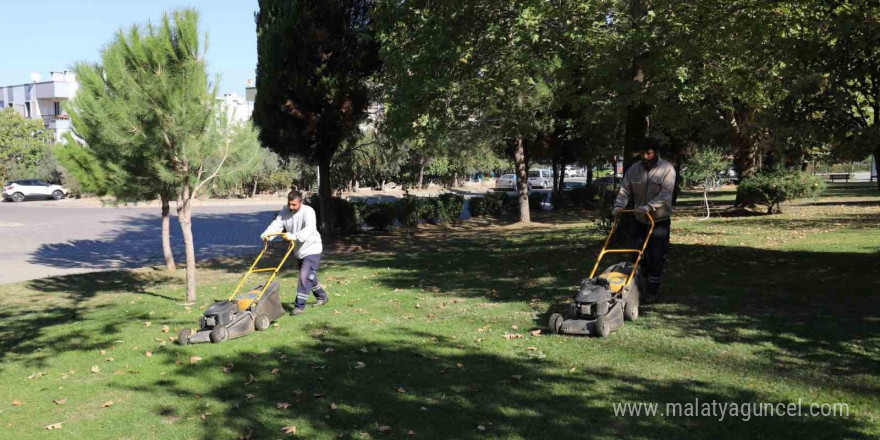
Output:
177,186,197,304
318,157,334,234
453,172,459,188
160,192,176,272
587,165,593,186
624,103,651,171
874,148,880,192
731,107,760,180
418,156,426,189
252,179,258,198
513,138,530,223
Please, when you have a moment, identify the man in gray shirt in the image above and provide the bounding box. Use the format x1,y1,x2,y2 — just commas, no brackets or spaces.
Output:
612,138,676,302
261,190,328,315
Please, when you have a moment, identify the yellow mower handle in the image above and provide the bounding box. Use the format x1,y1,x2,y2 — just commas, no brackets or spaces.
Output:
588,210,654,288
228,235,296,306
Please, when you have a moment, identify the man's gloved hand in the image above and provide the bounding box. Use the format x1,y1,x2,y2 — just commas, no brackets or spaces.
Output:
611,207,622,217
282,232,296,242
636,205,651,216
260,232,273,241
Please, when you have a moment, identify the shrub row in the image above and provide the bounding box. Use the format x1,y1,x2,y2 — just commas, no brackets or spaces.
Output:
308,193,466,233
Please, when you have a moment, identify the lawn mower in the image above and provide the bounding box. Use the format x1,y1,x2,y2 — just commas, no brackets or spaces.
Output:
178,233,295,345
548,210,652,337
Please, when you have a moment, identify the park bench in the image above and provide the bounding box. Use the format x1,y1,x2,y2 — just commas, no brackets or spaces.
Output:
829,173,851,182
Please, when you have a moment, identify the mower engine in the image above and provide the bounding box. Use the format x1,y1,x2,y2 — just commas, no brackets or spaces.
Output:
550,262,642,337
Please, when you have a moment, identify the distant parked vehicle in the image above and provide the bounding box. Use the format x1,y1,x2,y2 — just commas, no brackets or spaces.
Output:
528,169,554,189
494,174,532,191
2,180,68,202
563,181,586,190
564,166,579,177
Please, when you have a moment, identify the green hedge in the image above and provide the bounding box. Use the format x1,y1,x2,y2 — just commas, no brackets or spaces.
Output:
433,193,465,224
736,171,825,214
469,192,510,217
365,202,398,231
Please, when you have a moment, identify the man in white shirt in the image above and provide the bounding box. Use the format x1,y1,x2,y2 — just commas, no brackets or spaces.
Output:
261,190,327,315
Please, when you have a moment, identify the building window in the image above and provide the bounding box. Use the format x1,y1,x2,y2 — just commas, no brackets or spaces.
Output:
54,102,61,115
25,102,31,118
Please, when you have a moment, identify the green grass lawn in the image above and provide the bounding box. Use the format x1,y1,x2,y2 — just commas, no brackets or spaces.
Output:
2,183,878,439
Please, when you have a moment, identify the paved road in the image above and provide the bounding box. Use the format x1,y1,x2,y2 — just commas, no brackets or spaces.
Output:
0,200,283,284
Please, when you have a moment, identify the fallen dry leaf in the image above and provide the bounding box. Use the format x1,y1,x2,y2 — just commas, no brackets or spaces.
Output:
271,368,280,375
456,363,464,368
101,401,113,408
325,348,335,354
222,366,232,374
569,367,576,373
144,321,151,327
45,423,62,430
105,357,114,362
333,309,341,314
100,349,106,355
91,365,101,374
11,400,23,406
511,325,519,330
360,347,368,353
145,351,152,358
378,425,392,433
527,346,537,351
276,402,291,410
281,425,297,435
52,399,66,405
354,361,366,369
503,333,524,340
530,330,541,336
245,393,256,400
396,387,406,394
511,375,522,381
330,402,338,410
190,356,203,364
477,425,486,431
407,430,415,435
245,374,256,385
162,325,170,333
201,412,211,420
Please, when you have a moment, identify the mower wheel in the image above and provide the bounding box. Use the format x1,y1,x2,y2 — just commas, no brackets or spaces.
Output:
624,297,639,321
210,326,229,343
595,315,611,338
177,328,192,346
254,314,270,331
549,313,564,334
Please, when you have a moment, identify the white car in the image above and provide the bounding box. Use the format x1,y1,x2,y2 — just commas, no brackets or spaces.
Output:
494,174,533,191
564,166,579,177
528,169,554,189
3,180,68,202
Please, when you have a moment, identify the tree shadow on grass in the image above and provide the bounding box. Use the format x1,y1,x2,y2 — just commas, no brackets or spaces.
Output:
0,270,175,367
125,326,872,439
323,225,879,384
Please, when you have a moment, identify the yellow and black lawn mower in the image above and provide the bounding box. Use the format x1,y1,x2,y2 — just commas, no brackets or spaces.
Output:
549,210,652,337
178,233,295,345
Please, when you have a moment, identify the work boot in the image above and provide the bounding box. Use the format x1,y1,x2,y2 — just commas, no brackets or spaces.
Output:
291,307,305,316
642,282,661,304
315,297,328,306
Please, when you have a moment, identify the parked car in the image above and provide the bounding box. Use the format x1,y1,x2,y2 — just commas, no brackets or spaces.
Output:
564,166,579,177
2,180,68,202
527,169,554,188
494,174,532,191
563,181,586,190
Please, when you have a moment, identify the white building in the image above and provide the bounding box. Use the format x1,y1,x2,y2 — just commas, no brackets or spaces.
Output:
0,71,79,144
218,92,252,124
